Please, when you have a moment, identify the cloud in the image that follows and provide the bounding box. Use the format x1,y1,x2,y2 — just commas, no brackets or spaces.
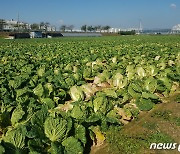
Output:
170,3,176,9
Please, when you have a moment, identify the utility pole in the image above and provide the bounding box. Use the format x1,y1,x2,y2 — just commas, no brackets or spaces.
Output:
139,19,143,33
17,12,20,33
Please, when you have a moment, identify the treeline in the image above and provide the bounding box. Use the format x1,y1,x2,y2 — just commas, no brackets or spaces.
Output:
80,25,111,32
59,24,111,32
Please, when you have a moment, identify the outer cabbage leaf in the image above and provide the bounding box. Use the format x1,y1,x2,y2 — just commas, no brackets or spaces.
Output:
44,83,53,96
48,142,63,154
30,107,49,139
11,105,25,126
159,77,172,91
16,87,28,98
71,106,84,120
128,85,141,99
3,126,26,149
62,137,83,154
74,124,87,146
0,145,5,154
123,104,140,118
65,77,75,88
83,67,92,79
142,92,159,100
106,109,121,124
28,138,45,154
136,98,154,111
94,96,112,114
131,83,142,93
44,117,67,142
103,89,117,98
93,97,106,113
31,107,49,128
33,84,44,97
40,98,55,109
85,113,100,123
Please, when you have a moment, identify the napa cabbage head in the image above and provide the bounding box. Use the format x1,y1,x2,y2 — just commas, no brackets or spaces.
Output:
136,66,146,78
126,65,135,80
44,117,68,142
69,86,84,101
113,73,128,89
146,65,158,76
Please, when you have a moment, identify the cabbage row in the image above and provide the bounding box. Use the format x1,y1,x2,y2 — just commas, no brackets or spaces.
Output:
0,36,180,153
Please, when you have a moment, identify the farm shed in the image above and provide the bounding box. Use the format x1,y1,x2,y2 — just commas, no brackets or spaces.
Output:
9,33,30,39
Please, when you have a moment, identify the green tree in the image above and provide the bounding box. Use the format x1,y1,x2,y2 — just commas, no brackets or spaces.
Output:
0,19,5,31
102,25,111,31
94,25,102,32
60,25,66,32
81,25,87,32
87,25,94,32
30,23,39,30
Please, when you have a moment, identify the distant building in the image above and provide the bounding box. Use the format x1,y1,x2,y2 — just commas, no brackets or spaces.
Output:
3,19,30,31
39,25,56,32
172,24,180,34
1,19,55,32
105,27,139,33
109,28,121,33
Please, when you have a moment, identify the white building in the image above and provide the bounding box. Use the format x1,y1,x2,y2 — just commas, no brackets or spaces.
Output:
2,19,55,32
108,27,139,33
109,28,121,33
172,24,180,33
38,25,55,32
3,19,30,31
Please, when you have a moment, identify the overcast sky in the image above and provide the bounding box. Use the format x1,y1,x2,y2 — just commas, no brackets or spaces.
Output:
0,0,179,29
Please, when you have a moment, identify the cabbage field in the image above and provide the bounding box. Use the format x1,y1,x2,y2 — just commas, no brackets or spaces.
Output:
0,36,180,153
